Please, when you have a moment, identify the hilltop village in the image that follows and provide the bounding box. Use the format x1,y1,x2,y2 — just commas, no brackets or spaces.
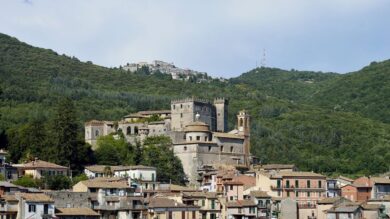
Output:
0,97,389,219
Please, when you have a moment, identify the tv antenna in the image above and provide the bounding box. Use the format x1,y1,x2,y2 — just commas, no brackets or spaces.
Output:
260,48,266,67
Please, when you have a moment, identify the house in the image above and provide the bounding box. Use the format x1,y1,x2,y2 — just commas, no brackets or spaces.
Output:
337,176,354,187
0,182,23,196
0,194,18,219
182,192,221,219
224,181,244,201
325,202,363,219
326,178,341,197
256,171,326,219
360,204,383,219
15,193,56,219
0,150,18,181
225,199,257,219
84,165,158,191
370,177,390,199
146,198,199,219
72,178,145,219
279,198,298,219
248,191,272,219
316,197,351,219
55,207,100,219
44,191,91,208
341,177,372,202
367,195,390,218
13,158,69,179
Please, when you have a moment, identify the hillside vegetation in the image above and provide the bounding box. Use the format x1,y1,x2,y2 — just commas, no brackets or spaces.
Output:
0,33,389,176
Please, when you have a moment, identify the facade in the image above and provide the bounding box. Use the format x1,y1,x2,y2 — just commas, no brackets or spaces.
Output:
0,150,18,181
326,178,341,197
370,177,390,199
225,200,257,219
181,192,221,219
84,120,115,149
146,198,199,219
248,191,272,219
12,159,69,179
256,171,326,219
16,193,55,219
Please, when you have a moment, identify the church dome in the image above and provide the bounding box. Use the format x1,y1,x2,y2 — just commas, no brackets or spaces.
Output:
184,121,210,132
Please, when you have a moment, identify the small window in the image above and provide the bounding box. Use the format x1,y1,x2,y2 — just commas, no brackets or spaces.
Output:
181,104,183,109
28,204,36,212
220,146,224,152
208,146,212,152
307,192,310,197
180,113,183,118
173,105,176,110
184,146,187,151
204,136,208,141
318,180,322,188
196,136,200,141
95,130,100,137
307,180,311,188
230,185,233,190
230,146,234,153
189,136,193,141
229,196,233,201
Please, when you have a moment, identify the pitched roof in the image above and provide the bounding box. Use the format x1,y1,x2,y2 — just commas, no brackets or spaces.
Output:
85,165,156,173
0,181,18,188
224,180,244,185
258,164,295,170
232,175,256,187
182,192,218,199
148,198,188,208
250,191,271,198
212,132,244,139
371,177,390,184
56,208,100,216
317,197,350,205
14,159,68,169
361,204,382,210
277,171,325,178
17,193,54,203
338,176,354,182
226,200,256,207
0,194,18,202
78,178,129,189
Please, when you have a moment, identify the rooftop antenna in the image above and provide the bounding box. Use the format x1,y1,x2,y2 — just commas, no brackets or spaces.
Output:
260,48,266,67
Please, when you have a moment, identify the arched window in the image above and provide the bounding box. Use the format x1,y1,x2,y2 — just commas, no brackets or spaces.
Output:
134,126,139,135
95,130,100,137
127,126,132,135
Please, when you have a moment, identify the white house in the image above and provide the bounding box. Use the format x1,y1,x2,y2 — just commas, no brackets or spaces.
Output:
16,193,55,219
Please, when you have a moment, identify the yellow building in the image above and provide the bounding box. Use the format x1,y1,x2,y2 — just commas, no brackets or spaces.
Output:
13,159,69,179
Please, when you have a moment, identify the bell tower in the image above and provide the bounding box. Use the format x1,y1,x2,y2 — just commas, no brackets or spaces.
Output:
237,110,251,166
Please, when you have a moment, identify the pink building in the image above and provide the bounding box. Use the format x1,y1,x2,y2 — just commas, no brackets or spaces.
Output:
224,181,244,201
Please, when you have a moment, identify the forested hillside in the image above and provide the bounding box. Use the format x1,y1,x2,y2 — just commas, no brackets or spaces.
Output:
0,33,389,176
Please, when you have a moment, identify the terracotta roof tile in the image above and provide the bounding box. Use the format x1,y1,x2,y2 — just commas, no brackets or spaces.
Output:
14,160,68,169
17,193,53,203
56,208,100,216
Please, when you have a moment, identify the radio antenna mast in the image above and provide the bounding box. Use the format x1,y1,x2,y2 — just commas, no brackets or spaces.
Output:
260,48,266,67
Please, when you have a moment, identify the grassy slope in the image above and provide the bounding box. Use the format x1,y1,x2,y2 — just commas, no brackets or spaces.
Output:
0,33,389,175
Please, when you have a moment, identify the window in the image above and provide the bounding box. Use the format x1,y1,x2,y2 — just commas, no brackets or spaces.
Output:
204,136,208,141
202,199,205,206
28,204,36,212
220,146,224,152
259,200,264,207
152,173,155,181
307,192,310,197
180,104,183,109
211,200,215,209
127,126,131,135
318,180,322,188
184,146,187,151
295,191,299,197
230,146,234,153
287,191,290,197
134,126,138,135
196,136,200,141
95,130,99,137
295,180,299,188
286,180,290,188
230,185,233,190
208,146,212,152
230,196,233,201
189,136,193,141
277,180,281,188
140,173,143,179
173,105,176,110
307,180,311,188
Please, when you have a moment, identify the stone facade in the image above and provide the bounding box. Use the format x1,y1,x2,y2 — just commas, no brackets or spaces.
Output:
85,97,250,186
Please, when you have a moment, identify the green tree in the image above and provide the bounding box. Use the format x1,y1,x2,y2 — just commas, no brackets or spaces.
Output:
95,135,134,165
43,175,71,190
13,175,41,188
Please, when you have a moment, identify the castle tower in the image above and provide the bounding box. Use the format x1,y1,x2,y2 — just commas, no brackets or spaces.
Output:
237,110,251,166
214,98,229,132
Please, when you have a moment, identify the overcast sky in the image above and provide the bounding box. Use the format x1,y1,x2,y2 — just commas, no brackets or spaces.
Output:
1,0,389,78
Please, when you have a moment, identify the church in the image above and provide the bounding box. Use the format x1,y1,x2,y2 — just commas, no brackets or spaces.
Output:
84,97,251,185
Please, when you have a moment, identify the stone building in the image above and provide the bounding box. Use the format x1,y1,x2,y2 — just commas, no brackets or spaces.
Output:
84,97,251,186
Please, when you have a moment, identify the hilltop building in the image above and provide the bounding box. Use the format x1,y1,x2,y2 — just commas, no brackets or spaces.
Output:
85,97,251,186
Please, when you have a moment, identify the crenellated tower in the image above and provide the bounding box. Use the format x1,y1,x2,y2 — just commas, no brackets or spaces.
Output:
213,97,229,132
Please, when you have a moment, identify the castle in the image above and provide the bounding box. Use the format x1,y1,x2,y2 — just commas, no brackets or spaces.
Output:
85,97,251,185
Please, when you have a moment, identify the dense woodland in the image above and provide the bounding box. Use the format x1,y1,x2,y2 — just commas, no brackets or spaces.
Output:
0,33,389,180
